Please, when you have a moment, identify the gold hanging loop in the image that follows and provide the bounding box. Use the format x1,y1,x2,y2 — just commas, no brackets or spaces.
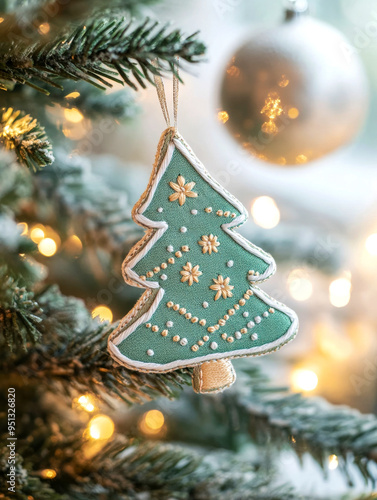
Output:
152,58,179,131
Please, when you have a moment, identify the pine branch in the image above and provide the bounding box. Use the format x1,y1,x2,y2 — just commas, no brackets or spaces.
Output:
0,108,54,171
3,285,192,404
0,15,206,92
0,271,43,351
227,366,377,484
32,151,141,263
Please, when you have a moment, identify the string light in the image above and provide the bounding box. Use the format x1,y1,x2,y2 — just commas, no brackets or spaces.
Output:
38,23,50,35
38,238,57,257
17,222,28,236
76,395,95,412
65,92,81,99
328,454,339,470
139,409,165,435
88,415,114,440
64,108,84,123
251,196,280,229
30,225,45,243
261,91,283,135
217,111,229,123
291,369,318,392
287,268,313,301
92,305,113,323
365,233,377,256
278,75,289,87
288,107,299,119
329,277,351,308
41,469,56,479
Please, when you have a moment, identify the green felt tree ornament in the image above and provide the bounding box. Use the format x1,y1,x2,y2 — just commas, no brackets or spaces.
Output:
108,70,298,394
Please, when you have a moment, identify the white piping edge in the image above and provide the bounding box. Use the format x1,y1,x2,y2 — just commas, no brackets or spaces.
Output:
108,285,298,373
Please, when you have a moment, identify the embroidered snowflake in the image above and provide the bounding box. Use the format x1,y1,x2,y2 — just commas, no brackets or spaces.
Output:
198,234,220,254
210,275,234,300
169,175,198,206
180,262,202,286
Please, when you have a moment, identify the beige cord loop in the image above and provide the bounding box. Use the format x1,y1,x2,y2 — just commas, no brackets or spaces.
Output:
152,57,179,130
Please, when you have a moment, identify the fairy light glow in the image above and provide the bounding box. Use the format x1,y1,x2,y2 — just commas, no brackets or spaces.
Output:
77,395,95,412
139,409,165,435
88,415,114,440
38,238,57,257
329,278,351,308
30,225,45,243
365,233,377,256
64,108,84,123
41,469,56,479
291,369,318,392
92,305,113,323
287,268,313,301
261,91,283,135
218,111,229,123
38,23,50,35
251,196,280,229
328,454,339,470
296,154,308,164
65,92,81,99
288,107,299,119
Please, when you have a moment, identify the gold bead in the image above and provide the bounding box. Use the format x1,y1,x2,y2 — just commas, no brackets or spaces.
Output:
185,312,192,319
231,213,236,218
203,335,209,341
198,340,204,346
167,301,174,308
214,325,220,330
191,317,198,323
204,207,212,213
168,257,175,264
241,328,247,334
227,336,234,343
181,245,189,252
161,262,167,269
239,299,246,306
218,319,226,326
161,329,168,337
173,335,180,342
140,275,146,281
224,211,230,217
269,307,275,314
246,290,253,296
146,271,154,278
199,319,206,326
175,251,182,258
191,345,199,351
248,270,255,275
228,309,235,316
179,308,186,315
244,294,250,300
223,314,229,320
207,326,215,333
234,304,240,310
221,333,227,340
146,323,151,328
153,266,160,273
216,210,223,216
152,325,159,332
173,304,180,311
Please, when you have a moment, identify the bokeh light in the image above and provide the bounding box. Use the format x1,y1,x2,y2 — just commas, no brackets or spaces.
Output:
77,395,95,412
30,225,45,243
38,238,57,257
92,305,113,323
329,278,351,308
64,108,84,123
88,415,114,440
251,196,280,229
41,469,56,479
139,409,165,435
365,233,377,256
328,454,339,470
17,222,28,236
291,369,318,392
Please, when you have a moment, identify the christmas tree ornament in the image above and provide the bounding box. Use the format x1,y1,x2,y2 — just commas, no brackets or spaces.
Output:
108,67,298,394
220,0,368,166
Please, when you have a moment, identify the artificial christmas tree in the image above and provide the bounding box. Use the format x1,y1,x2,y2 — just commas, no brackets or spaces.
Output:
109,126,298,393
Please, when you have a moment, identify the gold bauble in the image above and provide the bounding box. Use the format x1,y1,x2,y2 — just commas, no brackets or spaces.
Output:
220,14,368,165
